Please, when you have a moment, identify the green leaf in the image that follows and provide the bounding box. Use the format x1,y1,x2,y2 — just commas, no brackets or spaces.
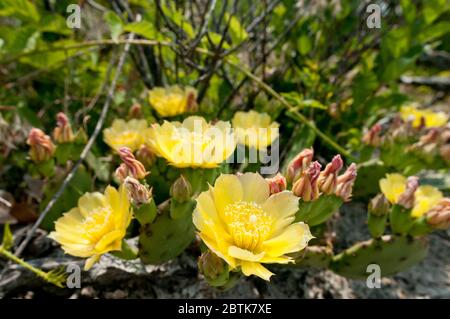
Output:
2,224,13,251
297,35,312,55
39,14,72,35
0,0,40,22
282,92,327,110
104,11,124,42
423,0,449,25
225,13,248,43
123,21,155,39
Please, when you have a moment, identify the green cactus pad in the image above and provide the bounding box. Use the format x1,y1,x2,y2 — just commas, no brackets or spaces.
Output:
352,160,388,199
330,235,428,279
139,209,195,265
293,246,334,269
296,195,343,226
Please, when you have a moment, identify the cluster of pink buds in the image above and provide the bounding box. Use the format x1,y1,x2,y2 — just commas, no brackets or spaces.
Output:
115,147,149,182
287,149,357,202
266,173,287,195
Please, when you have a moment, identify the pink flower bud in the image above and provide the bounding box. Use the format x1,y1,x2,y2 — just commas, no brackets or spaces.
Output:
335,163,357,202
27,128,55,162
397,176,419,209
114,163,129,183
426,198,450,230
124,176,152,206
362,124,382,147
53,112,74,143
266,173,287,195
286,148,314,184
292,161,321,201
128,103,143,119
118,147,148,180
317,155,343,195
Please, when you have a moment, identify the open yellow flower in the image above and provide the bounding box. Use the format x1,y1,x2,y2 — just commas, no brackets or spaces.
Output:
148,85,197,117
232,110,279,150
146,116,236,168
193,173,313,281
400,105,448,128
411,185,443,218
48,185,133,270
103,119,148,152
379,173,407,204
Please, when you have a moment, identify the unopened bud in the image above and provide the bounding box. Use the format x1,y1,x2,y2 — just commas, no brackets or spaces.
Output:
128,102,143,119
317,155,343,195
292,161,321,201
335,163,357,202
124,176,152,206
286,148,314,184
266,173,287,195
198,250,226,282
118,147,148,180
369,193,390,216
53,112,74,143
136,144,156,168
27,128,55,162
186,88,198,113
170,175,192,202
114,163,129,183
362,124,382,147
426,198,450,230
397,176,419,209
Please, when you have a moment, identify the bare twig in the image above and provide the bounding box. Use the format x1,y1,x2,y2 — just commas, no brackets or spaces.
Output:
14,32,136,257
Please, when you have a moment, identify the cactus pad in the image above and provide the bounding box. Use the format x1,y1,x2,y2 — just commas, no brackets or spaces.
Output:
293,245,333,269
139,208,195,265
330,235,428,279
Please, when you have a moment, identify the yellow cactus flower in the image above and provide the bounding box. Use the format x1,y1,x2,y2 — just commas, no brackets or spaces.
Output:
48,185,133,270
400,105,448,128
148,85,197,117
193,173,313,281
232,110,279,150
103,119,148,152
411,185,443,218
379,173,407,204
146,116,236,168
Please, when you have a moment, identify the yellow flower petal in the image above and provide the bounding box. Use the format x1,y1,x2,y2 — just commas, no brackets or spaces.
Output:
262,191,299,236
240,261,274,281
261,222,313,256
411,185,443,218
212,174,243,219
238,172,270,204
379,173,406,204
84,255,101,270
228,246,265,262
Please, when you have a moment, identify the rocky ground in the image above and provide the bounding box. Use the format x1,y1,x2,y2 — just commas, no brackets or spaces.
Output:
0,202,449,299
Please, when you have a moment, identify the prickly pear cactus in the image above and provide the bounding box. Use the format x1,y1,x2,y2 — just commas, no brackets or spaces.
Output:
138,200,196,265
296,195,343,226
330,235,428,279
352,160,388,199
293,245,334,269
